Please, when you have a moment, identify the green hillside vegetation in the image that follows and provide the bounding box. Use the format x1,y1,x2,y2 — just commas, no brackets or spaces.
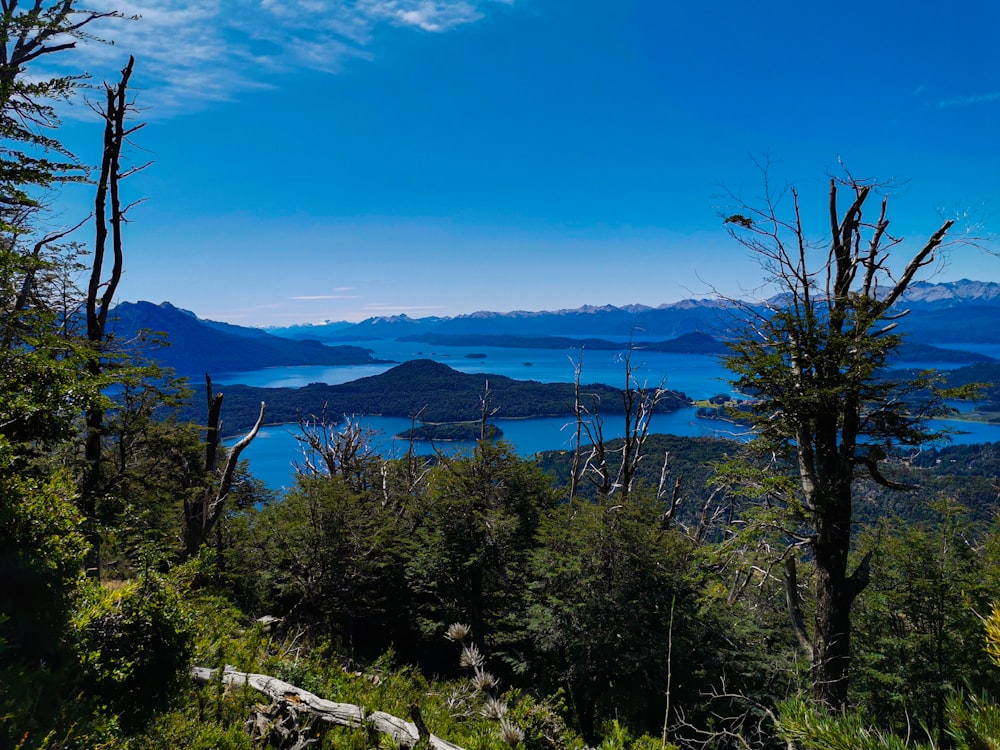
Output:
398,421,504,441
9,11,1000,750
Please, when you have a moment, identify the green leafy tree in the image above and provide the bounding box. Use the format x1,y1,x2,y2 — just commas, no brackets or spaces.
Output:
406,440,557,670
1,1,127,209
722,165,961,708
526,493,719,740
71,575,193,730
224,473,413,657
851,500,1000,745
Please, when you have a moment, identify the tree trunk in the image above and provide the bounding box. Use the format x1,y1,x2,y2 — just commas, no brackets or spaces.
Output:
183,379,265,558
810,484,867,709
191,666,467,750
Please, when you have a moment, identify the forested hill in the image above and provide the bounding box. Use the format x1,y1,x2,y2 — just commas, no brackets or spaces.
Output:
108,301,380,374
176,358,691,436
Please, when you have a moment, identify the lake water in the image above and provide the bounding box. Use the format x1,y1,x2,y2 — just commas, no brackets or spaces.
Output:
215,341,734,399
232,408,749,490
220,341,1000,489
214,338,974,400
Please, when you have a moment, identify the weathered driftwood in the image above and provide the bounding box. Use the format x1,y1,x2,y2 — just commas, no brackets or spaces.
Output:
191,665,466,750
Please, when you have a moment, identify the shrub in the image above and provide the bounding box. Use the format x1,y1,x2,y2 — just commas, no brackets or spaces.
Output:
71,576,193,727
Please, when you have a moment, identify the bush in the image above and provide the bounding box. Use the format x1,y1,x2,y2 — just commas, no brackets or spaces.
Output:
71,576,193,727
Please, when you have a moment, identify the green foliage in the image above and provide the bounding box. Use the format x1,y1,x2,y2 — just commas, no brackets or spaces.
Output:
852,500,1000,741
0,463,87,661
596,720,678,750
775,698,921,750
525,492,717,737
70,576,193,727
775,693,1000,750
400,420,504,441
407,440,558,663
947,692,1000,749
224,473,412,657
96,376,208,572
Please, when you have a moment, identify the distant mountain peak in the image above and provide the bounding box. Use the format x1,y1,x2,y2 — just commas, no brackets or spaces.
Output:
901,279,1000,304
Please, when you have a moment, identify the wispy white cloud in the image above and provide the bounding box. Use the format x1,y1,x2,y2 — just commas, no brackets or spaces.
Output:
291,294,360,300
52,0,517,115
938,91,1000,108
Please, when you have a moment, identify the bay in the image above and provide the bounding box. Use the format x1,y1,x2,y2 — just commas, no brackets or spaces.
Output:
231,408,747,490
219,340,1000,489
213,339,985,395
230,410,997,490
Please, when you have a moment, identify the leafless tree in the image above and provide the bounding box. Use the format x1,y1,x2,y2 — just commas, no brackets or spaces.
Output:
571,342,669,501
294,411,381,494
183,374,265,558
79,56,149,571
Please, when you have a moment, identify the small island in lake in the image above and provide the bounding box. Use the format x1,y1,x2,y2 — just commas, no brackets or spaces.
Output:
465,352,488,359
397,422,503,442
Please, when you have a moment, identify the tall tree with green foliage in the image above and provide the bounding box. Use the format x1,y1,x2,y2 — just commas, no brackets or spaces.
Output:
722,164,961,709
406,440,558,668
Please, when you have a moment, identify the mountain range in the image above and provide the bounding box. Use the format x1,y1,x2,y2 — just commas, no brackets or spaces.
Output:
110,280,1000,380
267,279,1000,344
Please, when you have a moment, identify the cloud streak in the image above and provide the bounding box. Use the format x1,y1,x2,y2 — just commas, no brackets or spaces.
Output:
56,0,517,115
291,294,360,300
938,91,1000,109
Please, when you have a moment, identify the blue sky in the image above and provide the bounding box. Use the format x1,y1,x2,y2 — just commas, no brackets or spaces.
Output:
48,0,1000,325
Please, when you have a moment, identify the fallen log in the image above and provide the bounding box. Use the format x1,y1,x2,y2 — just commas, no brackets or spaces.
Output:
191,665,466,750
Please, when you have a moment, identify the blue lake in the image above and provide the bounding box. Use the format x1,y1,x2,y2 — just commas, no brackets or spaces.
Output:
215,341,735,399
220,342,1000,489
232,409,747,490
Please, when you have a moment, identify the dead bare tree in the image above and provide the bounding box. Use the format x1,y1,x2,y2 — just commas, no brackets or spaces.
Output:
573,342,668,501
80,55,149,572
182,374,265,558
568,349,586,499
479,379,499,440
294,411,380,493
191,665,467,750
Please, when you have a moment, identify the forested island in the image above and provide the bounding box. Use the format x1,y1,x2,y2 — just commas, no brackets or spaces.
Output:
397,421,504,441
176,358,691,436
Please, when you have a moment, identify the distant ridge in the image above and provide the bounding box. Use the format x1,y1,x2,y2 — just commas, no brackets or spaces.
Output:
901,279,1000,305
266,280,1000,345
109,301,381,375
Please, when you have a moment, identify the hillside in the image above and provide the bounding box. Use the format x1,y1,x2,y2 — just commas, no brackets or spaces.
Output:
109,301,381,375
